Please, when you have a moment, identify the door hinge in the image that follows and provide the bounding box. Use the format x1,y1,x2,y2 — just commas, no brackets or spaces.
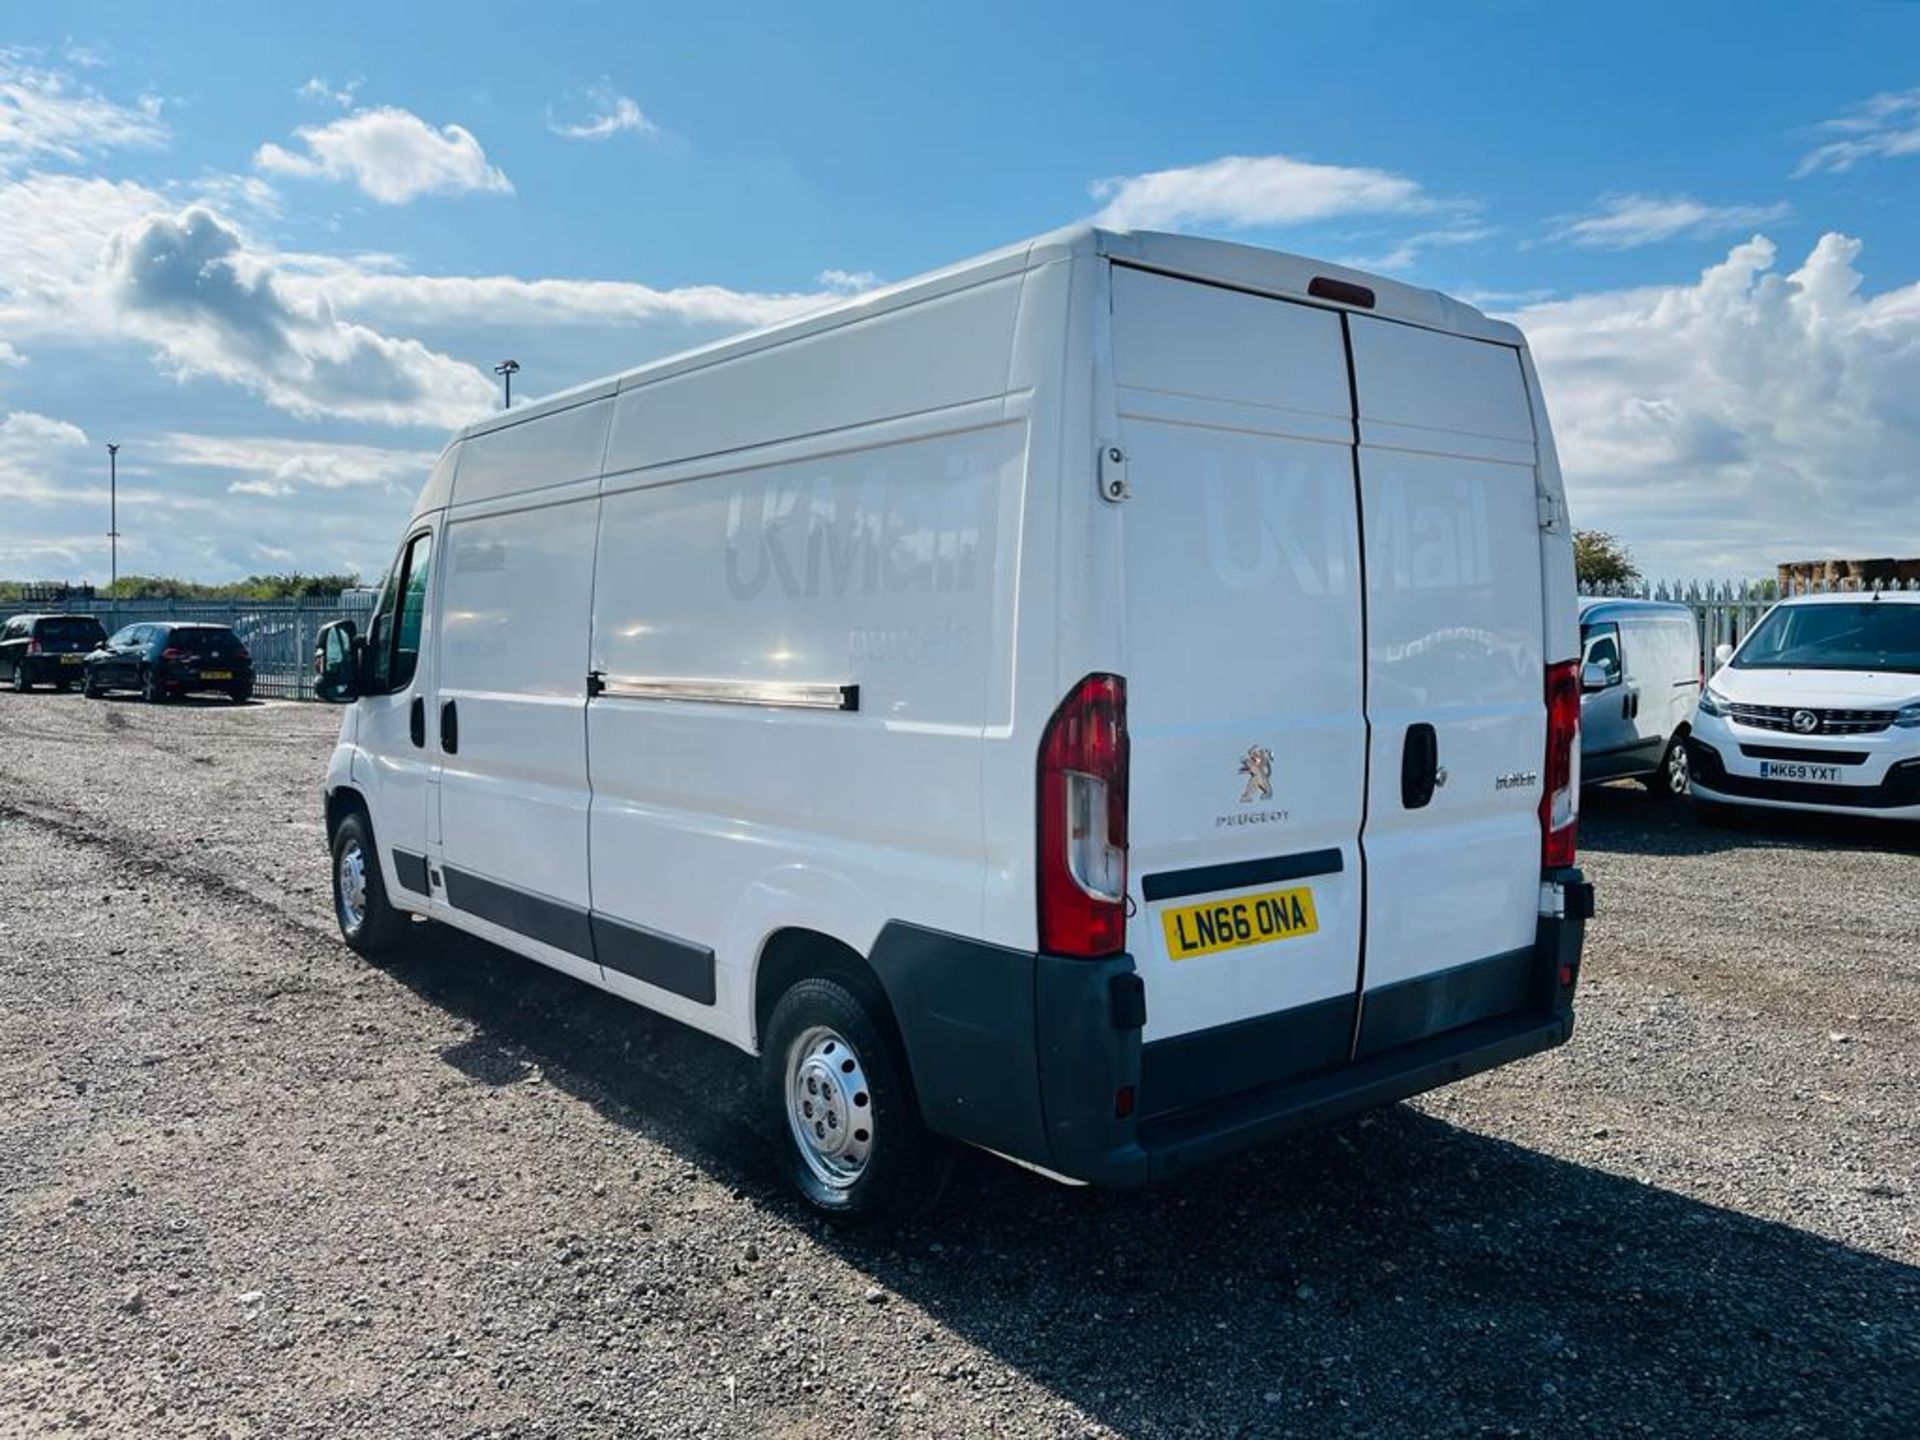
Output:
1537,492,1564,530
1099,443,1130,504
586,670,606,699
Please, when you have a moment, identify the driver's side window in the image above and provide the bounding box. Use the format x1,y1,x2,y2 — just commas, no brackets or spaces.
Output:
1583,626,1622,686
365,531,434,695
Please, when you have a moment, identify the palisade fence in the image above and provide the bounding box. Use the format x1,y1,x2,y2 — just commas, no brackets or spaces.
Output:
87,594,379,700
1580,576,1920,675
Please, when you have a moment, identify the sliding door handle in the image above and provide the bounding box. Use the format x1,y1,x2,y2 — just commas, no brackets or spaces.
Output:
440,698,459,755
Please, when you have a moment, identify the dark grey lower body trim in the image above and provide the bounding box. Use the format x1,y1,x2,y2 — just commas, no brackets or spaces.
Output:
439,866,715,1004
592,913,716,1004
1139,990,1353,1120
1353,946,1533,1060
443,866,594,959
391,848,429,895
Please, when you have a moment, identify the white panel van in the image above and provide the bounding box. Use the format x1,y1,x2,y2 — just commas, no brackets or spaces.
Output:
1578,598,1702,797
315,226,1592,1219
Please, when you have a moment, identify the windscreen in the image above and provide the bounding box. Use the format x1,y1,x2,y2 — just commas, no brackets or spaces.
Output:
37,617,105,645
1735,602,1920,673
169,626,242,651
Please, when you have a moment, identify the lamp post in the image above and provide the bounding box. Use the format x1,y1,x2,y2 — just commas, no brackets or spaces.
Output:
494,358,520,410
106,442,121,593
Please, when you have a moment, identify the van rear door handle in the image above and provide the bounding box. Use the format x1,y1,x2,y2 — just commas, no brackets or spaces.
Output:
440,698,459,755
1400,722,1440,810
408,696,425,749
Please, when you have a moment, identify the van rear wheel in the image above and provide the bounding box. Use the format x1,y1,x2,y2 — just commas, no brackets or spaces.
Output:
760,977,947,1222
331,809,408,958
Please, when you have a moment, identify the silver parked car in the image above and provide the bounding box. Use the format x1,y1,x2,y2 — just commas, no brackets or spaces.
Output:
1578,599,1702,798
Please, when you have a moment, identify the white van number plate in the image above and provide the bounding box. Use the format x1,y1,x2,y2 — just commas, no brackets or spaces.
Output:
1758,760,1844,783
1161,886,1319,961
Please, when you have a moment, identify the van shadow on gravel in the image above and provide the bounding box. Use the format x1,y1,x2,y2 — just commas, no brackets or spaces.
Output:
383,921,1919,1438
1582,780,1920,861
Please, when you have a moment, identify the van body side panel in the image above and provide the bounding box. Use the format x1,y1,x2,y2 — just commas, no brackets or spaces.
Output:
434,486,603,987
587,418,1020,1044
1109,266,1368,1049
1348,317,1545,997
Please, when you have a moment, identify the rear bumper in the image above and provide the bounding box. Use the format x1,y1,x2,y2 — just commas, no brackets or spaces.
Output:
869,868,1591,1188
17,655,89,682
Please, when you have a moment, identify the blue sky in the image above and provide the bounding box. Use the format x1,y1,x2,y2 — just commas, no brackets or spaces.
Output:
3,1,1919,581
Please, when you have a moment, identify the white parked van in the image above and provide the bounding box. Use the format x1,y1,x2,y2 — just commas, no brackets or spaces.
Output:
1578,598,1702,797
315,226,1592,1218
1689,591,1920,817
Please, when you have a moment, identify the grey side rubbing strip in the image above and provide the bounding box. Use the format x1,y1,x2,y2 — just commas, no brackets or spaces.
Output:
596,676,859,712
441,866,716,1004
1140,847,1344,904
442,867,595,961
590,914,716,1004
391,849,430,895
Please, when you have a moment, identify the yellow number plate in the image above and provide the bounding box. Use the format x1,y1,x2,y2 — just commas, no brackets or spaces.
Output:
1161,886,1319,961
200,670,232,680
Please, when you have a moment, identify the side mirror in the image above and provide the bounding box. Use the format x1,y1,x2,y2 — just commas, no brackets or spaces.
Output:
1580,662,1612,693
314,619,361,703
1713,643,1734,668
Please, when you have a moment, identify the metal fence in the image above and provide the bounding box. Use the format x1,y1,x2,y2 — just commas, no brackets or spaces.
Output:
1580,577,1920,674
83,594,378,700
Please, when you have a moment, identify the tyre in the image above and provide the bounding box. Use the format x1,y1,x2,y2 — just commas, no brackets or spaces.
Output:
9,663,28,693
760,976,948,1222
230,684,253,704
1648,734,1690,800
81,669,103,699
330,808,409,958
141,667,166,704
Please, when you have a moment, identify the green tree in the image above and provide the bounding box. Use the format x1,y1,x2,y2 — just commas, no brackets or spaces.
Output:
1573,530,1640,589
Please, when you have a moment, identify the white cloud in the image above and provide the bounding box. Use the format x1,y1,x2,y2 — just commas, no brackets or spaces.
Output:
297,75,361,109
815,269,881,295
103,206,498,428
1342,223,1498,274
0,49,165,172
254,106,511,204
1548,193,1793,249
1795,87,1920,176
285,267,834,333
153,431,436,495
1512,231,1920,574
547,84,654,141
0,408,90,507
0,339,23,368
1089,153,1439,231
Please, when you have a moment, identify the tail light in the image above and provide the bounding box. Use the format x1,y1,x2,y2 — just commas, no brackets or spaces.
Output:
25,638,40,654
1541,660,1581,869
1038,674,1129,957
235,644,251,661
161,646,190,661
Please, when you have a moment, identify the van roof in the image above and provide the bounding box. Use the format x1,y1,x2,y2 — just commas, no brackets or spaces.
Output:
1578,598,1696,622
449,225,1526,445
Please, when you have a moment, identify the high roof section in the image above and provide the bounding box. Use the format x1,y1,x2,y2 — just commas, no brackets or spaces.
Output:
450,225,1522,446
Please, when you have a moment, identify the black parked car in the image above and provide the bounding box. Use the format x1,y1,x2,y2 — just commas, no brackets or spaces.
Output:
0,613,109,692
83,622,255,703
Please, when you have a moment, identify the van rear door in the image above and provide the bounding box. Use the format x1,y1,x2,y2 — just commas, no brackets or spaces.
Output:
1110,266,1369,1105
1347,316,1545,1055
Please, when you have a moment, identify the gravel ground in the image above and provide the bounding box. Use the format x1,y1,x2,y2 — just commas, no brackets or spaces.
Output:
0,692,1915,1439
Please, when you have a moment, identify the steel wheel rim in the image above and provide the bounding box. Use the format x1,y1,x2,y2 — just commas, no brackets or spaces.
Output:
337,838,368,934
785,1025,875,1189
1667,743,1690,794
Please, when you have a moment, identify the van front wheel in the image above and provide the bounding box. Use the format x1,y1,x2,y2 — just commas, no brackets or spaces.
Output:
760,977,946,1222
330,809,407,958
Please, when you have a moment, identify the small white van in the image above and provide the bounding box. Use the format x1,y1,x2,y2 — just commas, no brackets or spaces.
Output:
1578,598,1702,797
315,226,1592,1218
